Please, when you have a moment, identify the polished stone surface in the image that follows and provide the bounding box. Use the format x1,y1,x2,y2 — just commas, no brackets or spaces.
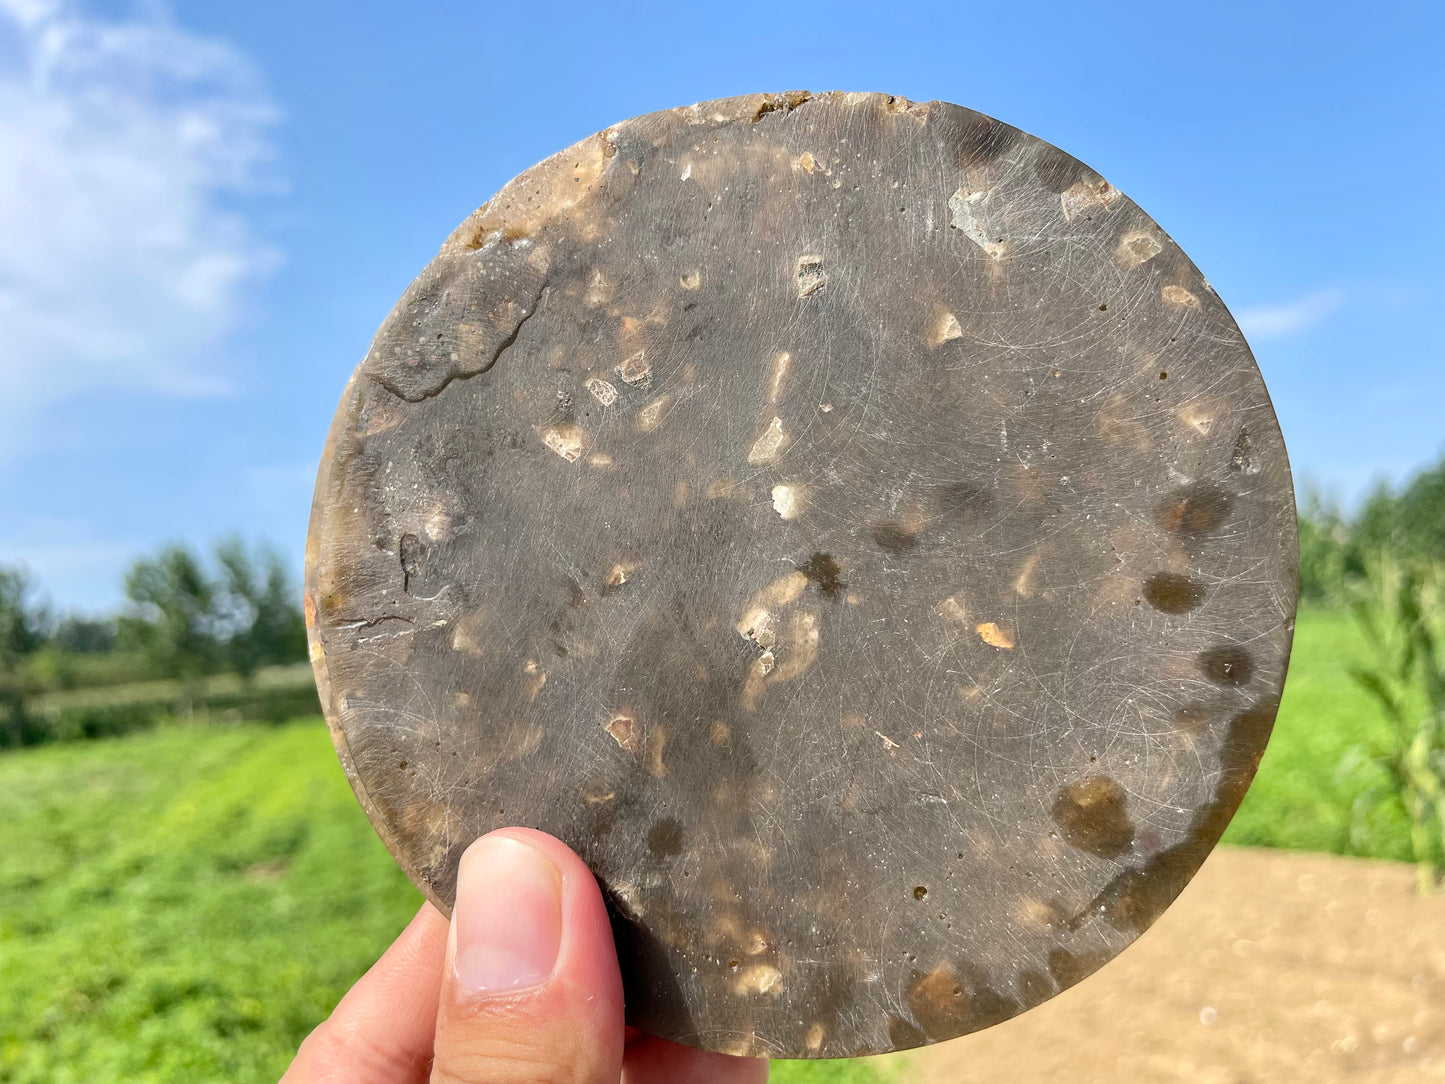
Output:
305,91,1298,1058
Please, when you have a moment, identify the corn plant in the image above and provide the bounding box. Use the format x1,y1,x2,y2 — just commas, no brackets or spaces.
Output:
1344,553,1445,893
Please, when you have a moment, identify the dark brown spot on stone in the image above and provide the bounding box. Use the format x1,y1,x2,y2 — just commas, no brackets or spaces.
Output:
906,962,1021,1039
949,110,1020,167
1046,947,1109,990
934,480,993,522
566,576,587,608
888,1015,927,1049
1156,481,1232,537
1224,702,1277,771
1051,776,1134,859
798,553,846,599
872,521,919,554
590,799,618,838
907,965,966,1039
1068,698,1280,937
913,885,928,901
1143,572,1206,614
1200,645,1254,686
648,817,684,858
1033,146,1088,193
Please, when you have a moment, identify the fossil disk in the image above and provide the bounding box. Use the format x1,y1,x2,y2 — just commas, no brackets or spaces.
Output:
305,91,1297,1058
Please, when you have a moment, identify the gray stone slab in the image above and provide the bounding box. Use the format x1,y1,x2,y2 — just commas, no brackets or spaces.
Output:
305,91,1298,1058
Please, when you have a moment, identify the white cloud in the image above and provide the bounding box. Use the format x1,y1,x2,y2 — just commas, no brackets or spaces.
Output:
0,0,59,28
1235,288,1345,340
0,1,278,456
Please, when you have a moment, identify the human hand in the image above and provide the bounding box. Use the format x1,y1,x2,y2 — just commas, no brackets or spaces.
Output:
281,827,770,1083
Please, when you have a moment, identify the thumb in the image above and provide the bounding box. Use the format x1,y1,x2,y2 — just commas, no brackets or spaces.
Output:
431,828,626,1084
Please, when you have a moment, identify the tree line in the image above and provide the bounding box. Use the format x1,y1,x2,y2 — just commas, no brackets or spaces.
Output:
1300,453,1445,604
1,539,308,745
1,539,305,681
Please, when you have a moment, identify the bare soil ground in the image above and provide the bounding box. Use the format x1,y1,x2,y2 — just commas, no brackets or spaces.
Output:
872,846,1445,1083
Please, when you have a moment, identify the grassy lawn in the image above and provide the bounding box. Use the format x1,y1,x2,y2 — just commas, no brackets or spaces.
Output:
0,724,414,1083
0,609,1396,1082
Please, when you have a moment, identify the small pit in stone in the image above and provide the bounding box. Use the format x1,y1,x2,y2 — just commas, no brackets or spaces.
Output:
399,533,424,593
913,885,929,901
796,255,827,298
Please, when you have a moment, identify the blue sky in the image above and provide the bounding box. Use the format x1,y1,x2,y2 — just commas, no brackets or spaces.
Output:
1,0,1441,611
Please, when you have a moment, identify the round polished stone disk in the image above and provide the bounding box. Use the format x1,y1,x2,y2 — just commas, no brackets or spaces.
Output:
305,91,1297,1059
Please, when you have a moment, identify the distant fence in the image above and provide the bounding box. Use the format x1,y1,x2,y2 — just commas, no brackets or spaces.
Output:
0,663,321,748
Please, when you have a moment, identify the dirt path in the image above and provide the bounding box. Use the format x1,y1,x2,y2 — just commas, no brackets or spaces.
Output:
870,846,1445,1083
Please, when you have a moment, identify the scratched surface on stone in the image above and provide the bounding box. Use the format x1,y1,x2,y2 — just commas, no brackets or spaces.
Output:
304,91,1298,1059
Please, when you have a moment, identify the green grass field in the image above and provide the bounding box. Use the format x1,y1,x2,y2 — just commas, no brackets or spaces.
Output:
0,609,1398,1082
1223,608,1412,860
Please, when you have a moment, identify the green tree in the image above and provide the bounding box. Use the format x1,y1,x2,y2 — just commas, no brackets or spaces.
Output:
1352,480,1403,558
1394,459,1445,563
119,545,219,712
1350,457,1445,567
213,538,307,680
1295,449,1445,608
51,615,117,654
0,567,45,746
1297,486,1353,604
0,567,44,658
